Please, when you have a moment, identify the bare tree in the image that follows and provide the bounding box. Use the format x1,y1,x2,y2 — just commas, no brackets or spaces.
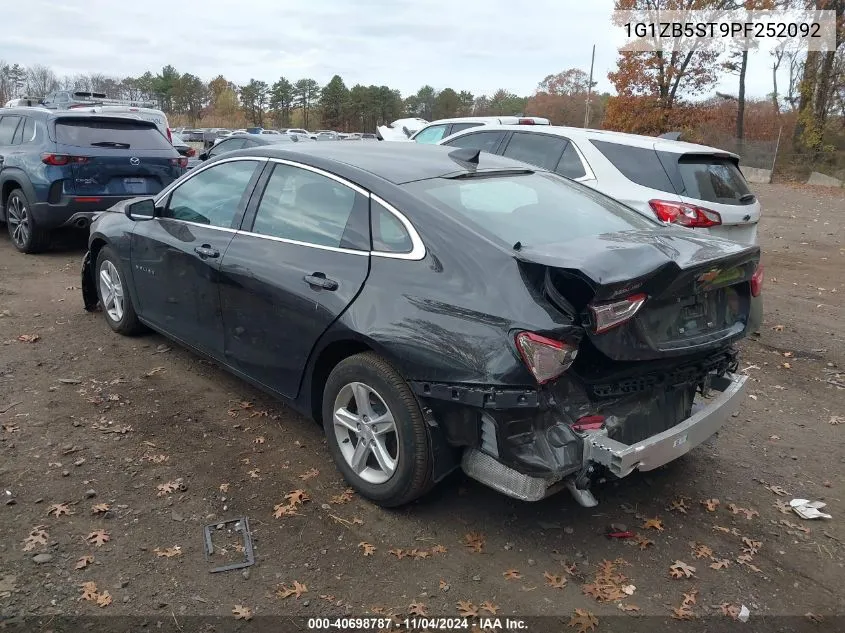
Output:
26,64,59,98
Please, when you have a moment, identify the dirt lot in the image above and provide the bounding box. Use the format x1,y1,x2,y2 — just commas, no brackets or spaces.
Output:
1,183,843,632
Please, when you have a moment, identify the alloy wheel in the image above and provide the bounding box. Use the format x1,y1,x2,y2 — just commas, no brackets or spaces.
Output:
332,382,399,485
98,260,125,322
7,196,29,248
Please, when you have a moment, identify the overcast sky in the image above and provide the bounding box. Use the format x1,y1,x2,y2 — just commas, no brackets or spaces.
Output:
6,0,783,100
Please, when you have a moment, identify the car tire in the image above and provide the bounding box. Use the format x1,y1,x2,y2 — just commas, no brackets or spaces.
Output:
95,246,145,336
322,352,433,507
6,189,50,254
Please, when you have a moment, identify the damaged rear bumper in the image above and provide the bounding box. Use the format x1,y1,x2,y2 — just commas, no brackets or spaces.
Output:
582,373,747,478
423,370,747,503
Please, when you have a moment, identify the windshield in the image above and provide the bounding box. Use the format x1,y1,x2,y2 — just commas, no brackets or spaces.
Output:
404,172,659,248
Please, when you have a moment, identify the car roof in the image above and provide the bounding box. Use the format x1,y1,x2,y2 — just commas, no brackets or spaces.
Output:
442,124,736,157
2,108,160,125
222,142,542,185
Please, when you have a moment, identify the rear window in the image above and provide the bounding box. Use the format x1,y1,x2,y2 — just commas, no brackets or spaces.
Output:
590,140,675,192
404,172,658,248
55,119,174,150
677,156,753,205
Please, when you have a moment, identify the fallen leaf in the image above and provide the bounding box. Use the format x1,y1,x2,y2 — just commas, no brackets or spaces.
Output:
430,544,448,554
568,608,598,633
142,367,165,378
771,324,784,332
219,483,230,493
299,468,320,481
47,503,73,518
780,519,810,535
764,484,789,496
503,569,522,581
480,601,499,615
774,499,792,514
464,531,485,553
410,548,430,560
18,334,39,343
91,503,110,515
669,560,696,579
253,436,265,445
829,416,844,426
156,482,178,496
276,580,308,599
248,468,261,479
642,517,664,532
358,542,376,556
782,362,791,369
439,579,448,591
727,503,759,520
544,572,567,589
700,498,720,512
617,603,640,613
273,503,300,518
96,591,112,608
671,605,695,620
75,555,94,570
406,601,427,616
232,605,252,620
80,581,98,602
389,549,407,559
709,559,731,570
635,535,654,550
22,526,48,551
87,530,110,547
153,546,182,558
682,589,698,606
457,601,479,617
742,537,762,555
783,351,794,358
285,489,310,506
720,603,741,619
2,423,19,432
667,498,689,514
692,543,713,559
806,612,823,623
330,488,355,504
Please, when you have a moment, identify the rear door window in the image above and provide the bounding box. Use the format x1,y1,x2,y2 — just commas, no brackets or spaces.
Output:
11,117,26,145
590,140,675,192
0,116,21,145
554,142,587,179
55,119,173,150
502,132,568,170
676,156,753,205
443,131,506,154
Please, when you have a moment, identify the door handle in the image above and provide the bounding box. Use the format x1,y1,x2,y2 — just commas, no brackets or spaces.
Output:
304,273,339,291
194,245,219,259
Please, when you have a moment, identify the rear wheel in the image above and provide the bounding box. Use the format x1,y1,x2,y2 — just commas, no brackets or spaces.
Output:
6,189,50,254
95,246,145,335
322,352,433,507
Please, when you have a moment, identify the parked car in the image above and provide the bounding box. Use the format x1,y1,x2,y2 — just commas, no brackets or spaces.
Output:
170,133,201,170
437,124,765,328
69,104,172,142
375,117,430,141
379,116,551,144
0,108,185,253
361,133,378,140
315,131,340,141
197,132,310,162
81,143,759,507
286,128,310,139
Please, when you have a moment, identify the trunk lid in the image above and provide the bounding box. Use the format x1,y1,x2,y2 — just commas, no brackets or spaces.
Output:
52,116,182,196
518,228,760,361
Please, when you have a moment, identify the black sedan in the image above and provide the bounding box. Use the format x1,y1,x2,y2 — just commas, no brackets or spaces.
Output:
80,143,759,507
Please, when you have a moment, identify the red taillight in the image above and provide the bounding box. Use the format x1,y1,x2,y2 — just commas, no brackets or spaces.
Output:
514,332,578,384
571,414,605,432
166,127,173,143
74,197,102,203
171,157,189,168
589,293,647,334
649,200,722,228
518,118,536,125
186,147,196,157
41,153,88,166
751,265,764,297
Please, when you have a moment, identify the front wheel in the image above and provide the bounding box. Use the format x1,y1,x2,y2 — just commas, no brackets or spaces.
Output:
322,352,434,507
95,246,145,335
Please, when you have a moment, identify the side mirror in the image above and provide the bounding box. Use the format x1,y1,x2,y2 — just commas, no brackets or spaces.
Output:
125,198,156,221
199,151,208,161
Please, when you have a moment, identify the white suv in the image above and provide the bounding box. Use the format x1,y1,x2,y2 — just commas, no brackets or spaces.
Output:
438,125,761,246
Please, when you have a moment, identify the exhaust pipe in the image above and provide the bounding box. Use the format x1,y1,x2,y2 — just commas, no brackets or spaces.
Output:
74,218,89,229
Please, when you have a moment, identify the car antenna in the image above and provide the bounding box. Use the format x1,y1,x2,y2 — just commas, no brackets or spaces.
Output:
448,147,480,169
